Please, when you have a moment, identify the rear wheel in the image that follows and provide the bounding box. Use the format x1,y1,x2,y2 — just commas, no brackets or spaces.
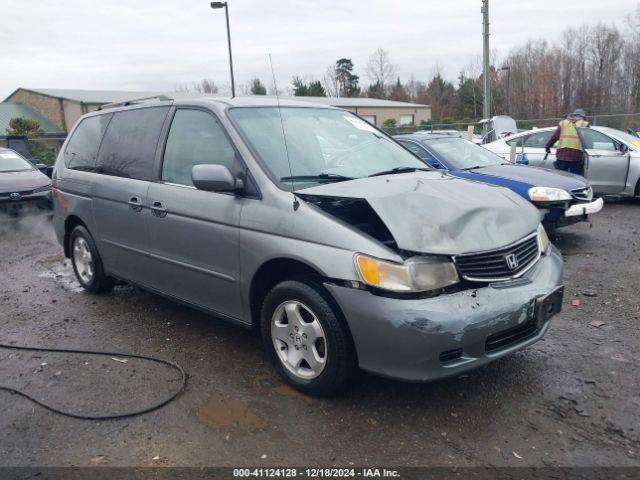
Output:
69,225,114,293
260,279,355,396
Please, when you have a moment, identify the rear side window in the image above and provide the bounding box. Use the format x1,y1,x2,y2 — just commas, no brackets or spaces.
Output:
64,114,112,171
162,109,236,186
96,107,169,181
524,131,553,148
506,135,526,148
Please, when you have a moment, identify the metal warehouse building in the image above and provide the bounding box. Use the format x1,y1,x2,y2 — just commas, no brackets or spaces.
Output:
3,88,431,151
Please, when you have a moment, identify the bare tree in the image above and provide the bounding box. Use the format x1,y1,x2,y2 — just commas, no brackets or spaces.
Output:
365,48,396,95
175,78,220,94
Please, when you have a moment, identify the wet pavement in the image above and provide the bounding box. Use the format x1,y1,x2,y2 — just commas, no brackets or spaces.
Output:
0,201,638,467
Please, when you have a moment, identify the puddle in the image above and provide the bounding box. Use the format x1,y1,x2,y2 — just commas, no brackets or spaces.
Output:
197,392,266,429
39,260,84,292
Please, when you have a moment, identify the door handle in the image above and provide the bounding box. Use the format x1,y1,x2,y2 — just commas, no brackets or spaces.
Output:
151,201,167,218
128,196,143,212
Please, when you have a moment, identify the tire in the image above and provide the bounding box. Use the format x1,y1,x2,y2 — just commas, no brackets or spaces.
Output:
260,279,355,396
69,225,114,293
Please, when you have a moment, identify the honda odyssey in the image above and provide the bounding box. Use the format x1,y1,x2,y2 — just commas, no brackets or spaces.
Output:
52,96,564,395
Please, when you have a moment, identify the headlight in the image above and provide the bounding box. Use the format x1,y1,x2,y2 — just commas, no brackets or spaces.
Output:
32,184,52,193
354,254,459,293
528,187,571,202
537,223,550,254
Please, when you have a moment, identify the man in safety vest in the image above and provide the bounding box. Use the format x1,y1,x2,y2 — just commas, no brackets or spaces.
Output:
545,109,589,176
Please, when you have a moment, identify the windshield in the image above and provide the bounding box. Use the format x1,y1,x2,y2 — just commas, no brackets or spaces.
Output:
0,151,34,173
230,107,428,186
422,137,505,170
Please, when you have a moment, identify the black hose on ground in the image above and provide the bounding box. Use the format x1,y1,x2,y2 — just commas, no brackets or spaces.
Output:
0,343,187,420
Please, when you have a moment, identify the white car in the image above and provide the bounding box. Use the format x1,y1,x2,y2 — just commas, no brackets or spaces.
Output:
483,126,640,197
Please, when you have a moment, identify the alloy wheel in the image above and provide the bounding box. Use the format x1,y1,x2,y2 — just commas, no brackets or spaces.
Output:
271,300,327,379
73,236,94,284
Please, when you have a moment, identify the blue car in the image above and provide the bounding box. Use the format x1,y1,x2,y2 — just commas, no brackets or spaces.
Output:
394,132,603,229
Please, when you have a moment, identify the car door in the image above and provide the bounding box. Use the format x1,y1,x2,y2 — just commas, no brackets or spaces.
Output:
145,107,243,320
91,106,170,285
578,128,629,194
522,130,556,167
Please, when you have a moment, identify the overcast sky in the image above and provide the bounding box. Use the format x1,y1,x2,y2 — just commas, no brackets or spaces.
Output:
0,0,636,99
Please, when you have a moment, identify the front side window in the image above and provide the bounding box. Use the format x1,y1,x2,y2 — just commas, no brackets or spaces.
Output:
96,107,169,181
162,109,236,186
423,137,504,170
229,107,427,187
578,128,617,151
398,140,432,159
65,114,112,171
0,150,34,172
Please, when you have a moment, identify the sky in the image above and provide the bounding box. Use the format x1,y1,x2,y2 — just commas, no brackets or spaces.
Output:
0,0,636,99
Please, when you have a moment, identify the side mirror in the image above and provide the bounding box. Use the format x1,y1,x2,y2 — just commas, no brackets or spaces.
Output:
429,159,444,169
192,164,243,193
619,143,629,154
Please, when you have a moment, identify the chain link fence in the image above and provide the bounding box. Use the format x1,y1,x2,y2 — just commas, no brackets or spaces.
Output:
380,113,640,137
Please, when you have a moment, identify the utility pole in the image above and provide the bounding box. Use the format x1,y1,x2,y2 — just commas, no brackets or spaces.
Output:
481,0,491,124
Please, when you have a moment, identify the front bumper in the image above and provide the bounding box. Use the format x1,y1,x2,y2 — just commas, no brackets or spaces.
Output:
0,191,52,215
565,197,603,217
325,246,563,382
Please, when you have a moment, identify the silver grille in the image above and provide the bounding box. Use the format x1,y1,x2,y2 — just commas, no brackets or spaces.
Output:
454,233,541,282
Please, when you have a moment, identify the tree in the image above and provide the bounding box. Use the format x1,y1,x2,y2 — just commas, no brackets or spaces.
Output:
335,58,360,97
6,117,54,165
292,76,309,96
389,78,410,101
292,77,326,96
307,80,326,97
175,78,219,94
367,81,386,99
249,78,267,95
365,48,396,97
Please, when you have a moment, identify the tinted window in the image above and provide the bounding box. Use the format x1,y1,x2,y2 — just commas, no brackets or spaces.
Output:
65,114,112,171
399,140,432,159
578,128,617,151
162,109,236,186
97,107,169,181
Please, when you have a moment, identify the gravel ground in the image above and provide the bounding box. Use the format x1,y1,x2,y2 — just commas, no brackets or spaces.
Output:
0,201,638,468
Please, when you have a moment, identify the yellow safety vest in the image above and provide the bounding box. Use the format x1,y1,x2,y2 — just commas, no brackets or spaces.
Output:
557,119,589,150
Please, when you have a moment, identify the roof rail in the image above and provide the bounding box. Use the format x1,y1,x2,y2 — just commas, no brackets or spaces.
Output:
98,95,173,110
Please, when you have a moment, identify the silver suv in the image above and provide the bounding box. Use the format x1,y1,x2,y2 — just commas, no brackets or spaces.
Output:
52,96,564,395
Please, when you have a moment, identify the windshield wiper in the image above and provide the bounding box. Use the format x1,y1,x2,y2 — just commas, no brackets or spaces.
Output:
279,173,355,182
368,167,429,177
463,165,485,170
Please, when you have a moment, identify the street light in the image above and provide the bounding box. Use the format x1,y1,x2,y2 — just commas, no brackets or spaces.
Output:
210,1,235,98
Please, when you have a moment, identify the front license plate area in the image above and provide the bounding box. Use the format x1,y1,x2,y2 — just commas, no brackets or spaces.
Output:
536,286,564,326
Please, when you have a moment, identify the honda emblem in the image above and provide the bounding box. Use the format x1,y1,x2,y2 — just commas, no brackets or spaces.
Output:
505,254,519,270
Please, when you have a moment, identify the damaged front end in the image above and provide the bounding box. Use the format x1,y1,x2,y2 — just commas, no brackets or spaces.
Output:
296,174,549,299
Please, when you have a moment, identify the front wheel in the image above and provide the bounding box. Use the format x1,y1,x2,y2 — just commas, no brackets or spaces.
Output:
69,225,114,293
260,279,355,396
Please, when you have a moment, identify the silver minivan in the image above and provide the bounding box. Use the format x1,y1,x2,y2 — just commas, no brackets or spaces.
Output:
52,96,564,395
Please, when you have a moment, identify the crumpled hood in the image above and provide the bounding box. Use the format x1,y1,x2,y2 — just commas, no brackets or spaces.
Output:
0,170,51,193
466,164,588,191
297,172,540,256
